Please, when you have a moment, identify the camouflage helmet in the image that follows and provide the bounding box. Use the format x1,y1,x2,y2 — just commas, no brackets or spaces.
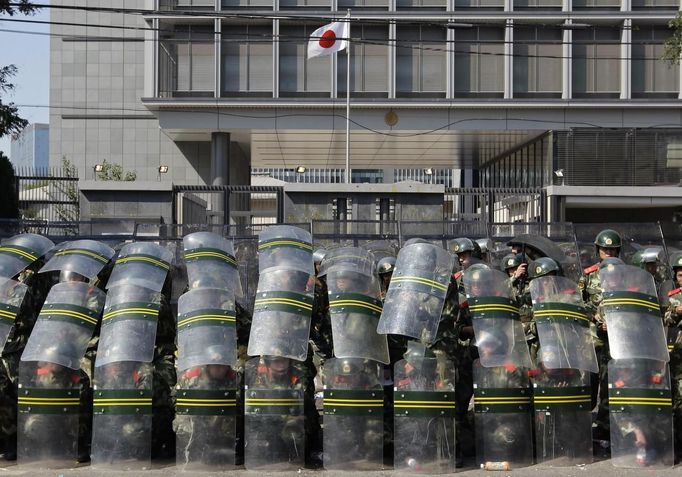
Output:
59,269,89,283
377,256,396,276
313,248,327,264
538,344,560,365
403,341,436,362
502,253,522,271
467,262,490,273
451,238,482,258
476,328,508,352
339,358,362,376
631,248,662,269
670,252,682,270
599,257,625,271
476,238,493,254
403,238,429,247
529,257,561,279
594,229,622,250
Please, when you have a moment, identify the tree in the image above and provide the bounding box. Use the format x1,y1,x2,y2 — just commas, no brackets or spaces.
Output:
0,151,19,219
55,157,80,221
96,159,137,182
0,2,38,139
663,13,682,65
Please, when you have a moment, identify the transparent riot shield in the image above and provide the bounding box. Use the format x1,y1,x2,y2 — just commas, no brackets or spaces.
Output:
473,359,533,469
176,365,238,470
326,252,389,364
106,242,173,292
532,367,592,466
323,358,384,470
0,277,28,354
489,223,582,282
91,362,154,469
248,269,313,361
600,264,668,362
234,237,259,313
258,225,314,275
464,269,532,369
377,242,455,343
361,239,399,262
183,231,243,298
0,233,54,279
17,361,84,467
608,359,673,468
39,239,114,281
394,357,456,473
318,246,375,277
21,281,105,369
244,356,305,470
177,288,237,372
530,276,598,373
96,284,161,367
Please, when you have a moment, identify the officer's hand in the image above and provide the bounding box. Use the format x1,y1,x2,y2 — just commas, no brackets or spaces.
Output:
601,320,607,331
634,428,647,448
675,305,682,315
514,264,527,279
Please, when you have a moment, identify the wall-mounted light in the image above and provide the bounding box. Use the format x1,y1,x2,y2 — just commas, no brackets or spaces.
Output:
424,168,434,176
296,166,307,174
94,164,104,173
158,165,169,174
554,169,564,178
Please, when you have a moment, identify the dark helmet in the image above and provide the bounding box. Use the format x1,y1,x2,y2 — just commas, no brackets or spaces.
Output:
313,248,327,264
529,257,561,279
339,358,362,376
476,238,493,255
502,253,522,271
594,229,622,250
377,257,396,276
538,344,560,365
403,341,436,362
631,248,662,269
403,238,429,247
467,262,490,273
451,238,482,259
59,269,89,283
670,252,682,270
599,257,625,271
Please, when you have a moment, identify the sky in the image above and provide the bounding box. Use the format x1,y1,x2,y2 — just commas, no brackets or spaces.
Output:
0,4,51,158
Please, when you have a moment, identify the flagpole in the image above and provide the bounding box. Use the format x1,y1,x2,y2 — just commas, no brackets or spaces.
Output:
345,9,351,184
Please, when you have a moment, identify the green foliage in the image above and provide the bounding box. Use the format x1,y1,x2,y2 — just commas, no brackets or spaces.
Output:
54,157,80,221
0,1,37,15
0,65,28,139
0,151,19,218
96,159,137,182
663,12,682,65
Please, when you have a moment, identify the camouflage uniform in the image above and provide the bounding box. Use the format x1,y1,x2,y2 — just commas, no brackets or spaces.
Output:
664,286,682,457
310,278,333,367
152,291,177,460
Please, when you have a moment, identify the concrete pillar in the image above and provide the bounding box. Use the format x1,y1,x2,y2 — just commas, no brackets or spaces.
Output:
211,132,230,221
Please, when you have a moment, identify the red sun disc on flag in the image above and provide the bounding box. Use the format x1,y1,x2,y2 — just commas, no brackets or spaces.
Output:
319,30,336,48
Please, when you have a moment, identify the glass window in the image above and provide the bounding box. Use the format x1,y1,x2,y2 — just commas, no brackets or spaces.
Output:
572,0,620,8
454,0,503,9
222,0,271,8
513,26,562,97
632,0,677,8
280,24,331,97
396,0,446,8
337,0,389,8
396,25,446,97
454,26,504,97
159,25,215,97
222,24,273,96
632,26,679,97
280,0,330,7
338,25,389,97
513,0,561,9
572,27,621,97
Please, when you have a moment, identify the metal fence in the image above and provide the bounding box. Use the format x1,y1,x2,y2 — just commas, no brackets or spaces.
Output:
444,187,546,222
14,167,79,223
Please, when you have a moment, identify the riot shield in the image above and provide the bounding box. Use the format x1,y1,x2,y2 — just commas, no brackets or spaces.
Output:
0,277,28,354
489,223,582,282
39,239,115,281
394,356,456,473
361,239,399,262
473,359,533,469
91,362,154,469
183,232,243,298
463,268,532,369
258,225,313,275
532,367,592,466
318,246,375,277
0,233,54,279
600,264,668,362
17,361,84,467
377,242,455,343
244,356,305,470
177,287,237,372
95,284,161,367
323,358,384,470
176,365,238,470
608,359,673,468
106,242,173,292
248,269,313,361
326,250,389,364
530,276,598,373
234,237,259,313
21,281,105,369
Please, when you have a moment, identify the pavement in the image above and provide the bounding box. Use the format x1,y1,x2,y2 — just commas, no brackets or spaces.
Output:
0,457,680,476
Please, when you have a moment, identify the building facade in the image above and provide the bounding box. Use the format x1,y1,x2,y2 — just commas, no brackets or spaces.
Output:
49,0,682,224
10,123,49,171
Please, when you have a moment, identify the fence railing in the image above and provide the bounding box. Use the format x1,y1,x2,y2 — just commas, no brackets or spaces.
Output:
15,167,79,223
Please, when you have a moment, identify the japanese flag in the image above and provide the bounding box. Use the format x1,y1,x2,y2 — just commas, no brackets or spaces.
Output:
307,21,349,59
